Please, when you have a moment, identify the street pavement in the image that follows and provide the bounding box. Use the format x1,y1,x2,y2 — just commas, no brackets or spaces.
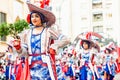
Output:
114,73,120,80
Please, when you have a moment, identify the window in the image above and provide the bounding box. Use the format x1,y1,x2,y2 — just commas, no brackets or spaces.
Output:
0,12,6,24
93,25,103,33
92,0,102,9
92,2,102,9
106,13,112,18
106,28,112,32
93,13,103,22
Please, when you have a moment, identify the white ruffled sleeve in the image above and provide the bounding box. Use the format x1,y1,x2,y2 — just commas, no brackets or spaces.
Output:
48,26,70,53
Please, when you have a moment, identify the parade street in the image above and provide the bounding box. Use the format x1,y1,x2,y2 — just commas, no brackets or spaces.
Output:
114,73,120,80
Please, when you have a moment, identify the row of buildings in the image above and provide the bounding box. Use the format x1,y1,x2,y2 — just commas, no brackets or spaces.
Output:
0,0,120,46
54,0,120,45
0,0,28,23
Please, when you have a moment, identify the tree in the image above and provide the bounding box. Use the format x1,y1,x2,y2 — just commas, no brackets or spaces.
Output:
0,23,9,40
0,19,29,41
9,19,29,37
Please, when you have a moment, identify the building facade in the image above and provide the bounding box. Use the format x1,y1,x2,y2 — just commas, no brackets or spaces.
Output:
53,0,120,45
0,0,29,24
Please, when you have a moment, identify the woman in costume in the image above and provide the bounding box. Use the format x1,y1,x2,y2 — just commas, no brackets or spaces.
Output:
92,43,103,80
12,3,70,80
78,38,95,80
103,46,117,80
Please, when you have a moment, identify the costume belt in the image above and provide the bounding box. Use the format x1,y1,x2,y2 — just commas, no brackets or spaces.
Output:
29,53,46,56
84,61,89,66
29,53,48,68
29,60,47,68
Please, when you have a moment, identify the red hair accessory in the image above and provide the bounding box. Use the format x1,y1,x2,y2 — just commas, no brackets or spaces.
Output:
40,0,45,8
45,0,50,6
26,14,30,24
40,0,50,8
86,32,91,39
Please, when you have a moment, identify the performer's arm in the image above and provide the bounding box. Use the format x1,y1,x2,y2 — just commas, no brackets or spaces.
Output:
48,26,70,52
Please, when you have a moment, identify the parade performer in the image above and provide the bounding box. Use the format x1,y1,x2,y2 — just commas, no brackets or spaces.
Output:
103,46,116,80
116,47,120,73
5,36,25,80
77,37,95,80
64,51,75,80
92,43,103,80
108,42,119,73
12,2,70,80
0,62,5,79
0,40,17,80
55,57,65,80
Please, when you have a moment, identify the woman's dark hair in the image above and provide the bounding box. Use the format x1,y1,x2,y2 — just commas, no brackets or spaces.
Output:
106,48,111,53
30,11,47,25
68,53,73,57
81,40,91,49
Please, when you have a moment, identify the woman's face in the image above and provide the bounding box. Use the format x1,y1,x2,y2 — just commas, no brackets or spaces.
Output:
105,49,111,54
82,42,89,50
105,50,109,54
31,13,42,27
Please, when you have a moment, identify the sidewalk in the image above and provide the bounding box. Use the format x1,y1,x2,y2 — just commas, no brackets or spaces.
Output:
114,73,120,80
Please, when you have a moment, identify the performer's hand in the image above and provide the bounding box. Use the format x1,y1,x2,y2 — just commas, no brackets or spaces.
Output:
50,44,58,54
13,39,21,50
49,48,56,54
92,61,95,66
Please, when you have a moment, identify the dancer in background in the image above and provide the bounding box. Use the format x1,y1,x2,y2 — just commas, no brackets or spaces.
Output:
103,46,117,80
77,38,95,80
92,43,103,80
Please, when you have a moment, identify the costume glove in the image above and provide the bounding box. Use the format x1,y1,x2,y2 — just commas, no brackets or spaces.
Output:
13,39,21,50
